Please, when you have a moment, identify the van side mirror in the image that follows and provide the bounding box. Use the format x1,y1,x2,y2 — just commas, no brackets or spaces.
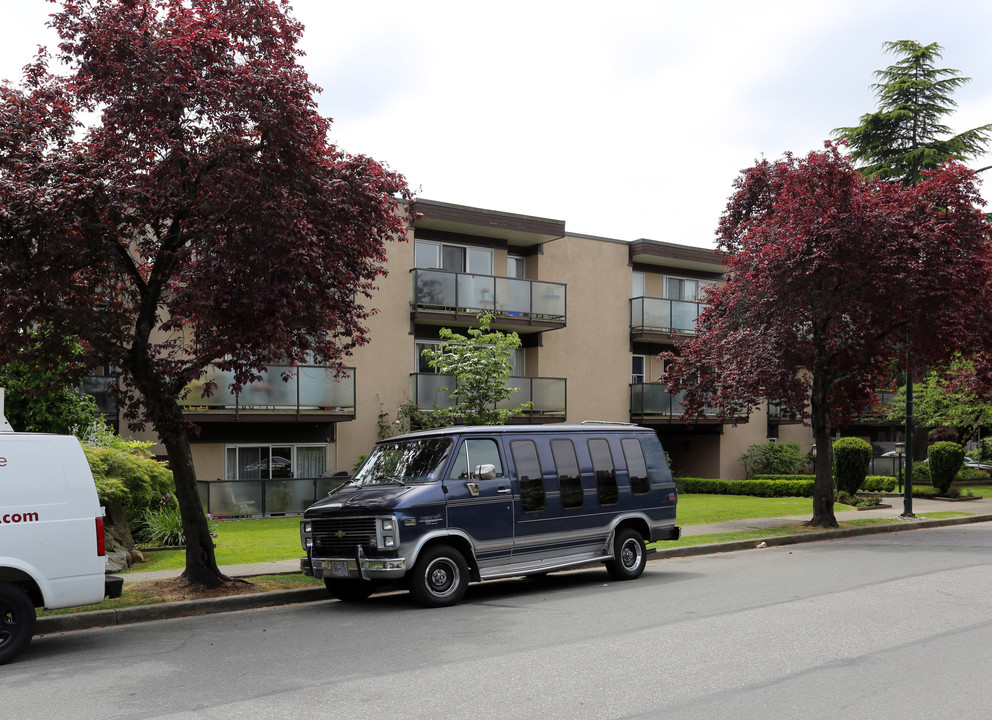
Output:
473,464,497,480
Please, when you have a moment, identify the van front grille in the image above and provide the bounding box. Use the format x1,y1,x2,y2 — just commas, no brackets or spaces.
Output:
311,517,377,556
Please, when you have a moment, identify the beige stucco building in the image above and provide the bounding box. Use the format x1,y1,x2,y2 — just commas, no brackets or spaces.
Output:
120,199,814,514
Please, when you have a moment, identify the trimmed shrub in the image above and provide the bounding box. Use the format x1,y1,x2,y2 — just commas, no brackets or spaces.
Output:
833,437,872,495
956,467,990,483
928,441,964,495
676,477,814,498
739,441,807,479
863,476,897,493
754,474,815,482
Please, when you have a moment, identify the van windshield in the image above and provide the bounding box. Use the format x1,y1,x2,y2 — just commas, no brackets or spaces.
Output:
351,438,453,486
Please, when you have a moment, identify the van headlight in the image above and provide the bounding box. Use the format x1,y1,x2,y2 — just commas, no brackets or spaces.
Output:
300,520,313,550
377,516,398,549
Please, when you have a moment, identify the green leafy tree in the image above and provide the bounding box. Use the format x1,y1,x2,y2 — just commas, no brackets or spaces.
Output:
834,40,992,185
419,314,531,427
885,358,992,446
0,331,101,435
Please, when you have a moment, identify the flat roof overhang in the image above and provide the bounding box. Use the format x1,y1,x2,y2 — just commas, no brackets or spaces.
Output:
629,240,726,274
412,199,566,248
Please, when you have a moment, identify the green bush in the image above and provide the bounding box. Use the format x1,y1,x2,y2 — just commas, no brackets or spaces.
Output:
956,467,990,483
981,437,992,463
833,437,872,495
676,477,814,497
754,474,815,482
863,476,897,493
908,460,930,483
928,441,964,495
139,496,217,547
739,441,807,478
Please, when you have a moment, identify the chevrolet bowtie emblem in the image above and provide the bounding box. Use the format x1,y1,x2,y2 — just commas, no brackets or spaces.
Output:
335,530,346,538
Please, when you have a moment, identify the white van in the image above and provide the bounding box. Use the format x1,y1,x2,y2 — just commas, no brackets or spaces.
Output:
0,398,123,664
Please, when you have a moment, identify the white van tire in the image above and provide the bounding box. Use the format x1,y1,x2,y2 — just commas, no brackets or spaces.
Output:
606,528,647,581
408,545,469,608
0,583,37,665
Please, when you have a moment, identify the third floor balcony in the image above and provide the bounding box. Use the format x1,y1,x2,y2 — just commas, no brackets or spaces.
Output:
411,268,566,333
630,296,705,343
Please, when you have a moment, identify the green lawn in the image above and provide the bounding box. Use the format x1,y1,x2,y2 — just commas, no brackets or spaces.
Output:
129,516,303,573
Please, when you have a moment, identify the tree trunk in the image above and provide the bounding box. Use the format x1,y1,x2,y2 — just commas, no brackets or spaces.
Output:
807,369,838,528
154,400,232,588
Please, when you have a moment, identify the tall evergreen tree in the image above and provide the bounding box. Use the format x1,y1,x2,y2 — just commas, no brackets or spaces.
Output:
834,40,992,185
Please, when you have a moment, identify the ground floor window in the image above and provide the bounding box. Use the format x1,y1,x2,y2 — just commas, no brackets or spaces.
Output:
225,444,327,480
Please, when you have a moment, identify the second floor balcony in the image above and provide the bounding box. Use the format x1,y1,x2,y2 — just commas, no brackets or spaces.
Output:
411,268,566,333
630,296,705,343
181,364,356,422
411,373,566,421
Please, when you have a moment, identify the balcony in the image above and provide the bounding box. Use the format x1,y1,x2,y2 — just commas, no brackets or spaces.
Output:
411,373,566,421
181,365,356,422
630,296,705,343
630,382,724,424
411,268,566,333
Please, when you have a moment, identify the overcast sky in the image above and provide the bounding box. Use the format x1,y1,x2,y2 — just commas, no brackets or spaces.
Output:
3,0,992,248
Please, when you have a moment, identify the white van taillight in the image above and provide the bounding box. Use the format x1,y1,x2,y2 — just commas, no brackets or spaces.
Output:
96,517,106,556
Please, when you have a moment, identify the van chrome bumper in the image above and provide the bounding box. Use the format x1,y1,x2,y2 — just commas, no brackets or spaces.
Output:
302,547,406,581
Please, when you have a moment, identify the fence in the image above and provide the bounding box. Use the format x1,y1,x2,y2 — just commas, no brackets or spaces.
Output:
197,476,350,517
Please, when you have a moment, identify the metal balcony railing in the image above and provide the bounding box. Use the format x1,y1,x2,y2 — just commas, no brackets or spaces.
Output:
629,382,720,421
411,268,566,325
411,373,566,418
197,476,350,517
630,296,705,338
181,365,356,419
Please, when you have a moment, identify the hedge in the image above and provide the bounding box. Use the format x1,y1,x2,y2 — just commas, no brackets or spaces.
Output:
676,477,814,497
754,474,896,493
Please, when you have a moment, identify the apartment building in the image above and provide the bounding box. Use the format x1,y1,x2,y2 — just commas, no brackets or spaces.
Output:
113,199,815,514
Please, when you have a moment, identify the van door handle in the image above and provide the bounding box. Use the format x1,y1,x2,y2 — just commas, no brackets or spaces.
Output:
497,487,511,494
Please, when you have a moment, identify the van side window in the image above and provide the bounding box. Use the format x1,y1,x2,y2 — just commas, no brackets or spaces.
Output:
449,439,504,480
588,438,619,506
551,439,584,509
511,440,545,513
622,438,650,495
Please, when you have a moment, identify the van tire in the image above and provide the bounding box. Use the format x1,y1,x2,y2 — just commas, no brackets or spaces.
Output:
0,583,36,665
409,545,469,608
324,579,376,602
606,528,647,581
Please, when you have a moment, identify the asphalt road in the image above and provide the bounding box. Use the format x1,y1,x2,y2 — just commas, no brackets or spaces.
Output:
6,524,992,719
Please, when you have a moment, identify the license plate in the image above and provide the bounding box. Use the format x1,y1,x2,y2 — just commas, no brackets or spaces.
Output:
328,561,348,577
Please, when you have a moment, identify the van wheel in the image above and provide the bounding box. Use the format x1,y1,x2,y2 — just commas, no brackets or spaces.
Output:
606,529,647,581
0,583,36,665
324,579,375,602
409,545,468,608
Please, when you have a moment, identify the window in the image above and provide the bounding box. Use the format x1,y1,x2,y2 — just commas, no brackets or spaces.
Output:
665,277,715,303
448,439,504,480
632,355,646,384
226,445,327,480
416,339,442,373
508,255,525,279
511,440,545,513
415,240,493,275
622,438,650,495
632,271,645,298
588,438,619,506
551,439,583,509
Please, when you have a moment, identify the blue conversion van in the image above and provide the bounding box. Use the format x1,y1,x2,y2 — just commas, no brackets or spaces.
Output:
300,422,679,607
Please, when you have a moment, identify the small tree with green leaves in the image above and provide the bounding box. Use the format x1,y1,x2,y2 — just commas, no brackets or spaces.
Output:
928,441,964,494
833,437,872,495
419,314,531,427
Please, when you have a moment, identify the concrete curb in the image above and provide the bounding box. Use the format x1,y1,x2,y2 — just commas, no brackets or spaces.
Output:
37,513,992,635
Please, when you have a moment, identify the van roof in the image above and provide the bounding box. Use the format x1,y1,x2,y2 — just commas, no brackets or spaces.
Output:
381,423,654,443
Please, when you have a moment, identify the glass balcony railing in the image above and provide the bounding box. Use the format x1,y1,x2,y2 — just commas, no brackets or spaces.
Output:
629,382,719,420
411,373,566,418
182,365,356,418
411,269,566,324
630,296,705,337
